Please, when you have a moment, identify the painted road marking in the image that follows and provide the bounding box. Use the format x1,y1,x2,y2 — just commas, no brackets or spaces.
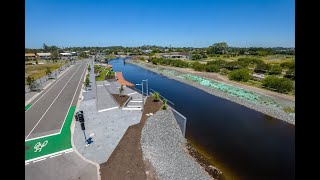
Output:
25,104,32,111
34,140,48,152
98,106,118,112
25,163,29,166
104,83,110,86
65,149,74,154
59,63,87,134
25,132,59,142
33,158,46,163
25,63,87,161
97,85,103,87
50,153,62,158
25,64,82,140
127,92,137,95
26,148,73,163
25,64,75,112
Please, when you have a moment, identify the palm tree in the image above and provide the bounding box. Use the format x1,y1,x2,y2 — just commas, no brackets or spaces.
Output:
26,76,35,91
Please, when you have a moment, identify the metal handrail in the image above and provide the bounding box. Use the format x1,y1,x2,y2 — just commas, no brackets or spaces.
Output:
149,88,175,106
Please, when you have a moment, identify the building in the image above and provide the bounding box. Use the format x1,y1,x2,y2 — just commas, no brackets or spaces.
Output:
71,52,78,56
37,52,52,59
142,49,152,54
25,53,38,60
60,52,72,57
161,52,191,60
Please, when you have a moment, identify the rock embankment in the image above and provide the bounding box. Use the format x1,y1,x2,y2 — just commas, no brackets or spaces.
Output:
141,109,213,180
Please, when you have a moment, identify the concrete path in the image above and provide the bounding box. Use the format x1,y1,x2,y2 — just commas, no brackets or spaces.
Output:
73,70,143,164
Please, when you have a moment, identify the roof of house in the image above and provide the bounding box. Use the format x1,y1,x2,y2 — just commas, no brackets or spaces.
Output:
37,52,52,56
60,53,72,56
25,53,36,57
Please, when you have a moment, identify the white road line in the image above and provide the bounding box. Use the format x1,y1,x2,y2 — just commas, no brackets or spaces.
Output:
97,85,103,87
25,132,59,142
33,158,46,163
25,64,76,112
50,153,62,158
25,64,83,140
127,92,137,95
98,106,118,112
25,163,29,165
58,62,87,135
25,148,73,163
65,150,74,154
104,84,110,86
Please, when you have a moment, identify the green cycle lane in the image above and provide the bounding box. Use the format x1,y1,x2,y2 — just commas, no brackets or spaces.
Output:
25,106,76,161
25,104,32,111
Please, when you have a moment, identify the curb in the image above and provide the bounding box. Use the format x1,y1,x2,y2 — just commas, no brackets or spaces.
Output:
70,61,101,180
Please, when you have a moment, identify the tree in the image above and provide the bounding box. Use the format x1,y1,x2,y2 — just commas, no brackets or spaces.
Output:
205,64,220,72
269,65,283,75
119,85,124,97
88,65,91,72
207,42,228,54
84,76,90,90
262,76,293,93
192,62,206,71
43,43,48,51
228,69,251,82
280,61,295,69
26,76,36,91
35,60,38,65
51,51,59,60
46,67,52,79
152,92,161,102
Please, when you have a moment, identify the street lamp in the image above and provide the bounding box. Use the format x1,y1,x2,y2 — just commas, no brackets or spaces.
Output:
142,79,148,96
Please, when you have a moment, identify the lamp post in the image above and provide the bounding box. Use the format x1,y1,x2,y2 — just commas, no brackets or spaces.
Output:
135,82,144,110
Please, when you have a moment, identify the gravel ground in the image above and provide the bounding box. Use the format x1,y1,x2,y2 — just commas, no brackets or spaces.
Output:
141,109,213,180
128,60,295,125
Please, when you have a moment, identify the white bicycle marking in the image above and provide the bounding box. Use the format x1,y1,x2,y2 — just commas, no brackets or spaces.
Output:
34,140,48,152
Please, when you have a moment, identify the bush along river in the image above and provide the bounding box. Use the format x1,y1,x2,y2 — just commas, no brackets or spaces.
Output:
109,58,295,180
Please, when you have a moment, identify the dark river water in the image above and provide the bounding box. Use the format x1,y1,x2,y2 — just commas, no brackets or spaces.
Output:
109,58,295,180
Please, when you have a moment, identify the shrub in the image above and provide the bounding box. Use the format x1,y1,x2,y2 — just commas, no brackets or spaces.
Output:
192,62,206,71
161,99,168,110
280,61,295,69
228,69,251,82
152,92,161,102
269,65,283,75
262,76,293,93
284,68,295,80
254,62,270,73
205,64,220,72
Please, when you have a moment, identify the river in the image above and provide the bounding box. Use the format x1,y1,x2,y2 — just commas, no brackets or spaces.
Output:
109,58,295,180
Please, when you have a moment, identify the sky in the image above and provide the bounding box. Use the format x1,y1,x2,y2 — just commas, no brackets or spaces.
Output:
25,0,295,48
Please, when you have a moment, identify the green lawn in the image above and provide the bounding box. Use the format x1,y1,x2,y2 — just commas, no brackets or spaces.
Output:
95,67,111,81
25,62,66,84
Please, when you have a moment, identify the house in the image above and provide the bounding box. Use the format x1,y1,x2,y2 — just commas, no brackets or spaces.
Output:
142,49,152,54
37,52,52,59
161,52,191,60
25,53,38,60
71,52,78,56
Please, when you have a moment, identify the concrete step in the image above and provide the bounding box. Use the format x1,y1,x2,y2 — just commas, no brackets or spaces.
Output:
130,100,142,103
126,105,142,108
122,107,142,111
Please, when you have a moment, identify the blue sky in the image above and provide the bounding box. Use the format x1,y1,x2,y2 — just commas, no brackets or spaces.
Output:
25,0,295,48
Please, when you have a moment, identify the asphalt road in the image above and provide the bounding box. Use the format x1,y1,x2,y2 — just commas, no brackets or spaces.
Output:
25,151,97,180
25,60,88,140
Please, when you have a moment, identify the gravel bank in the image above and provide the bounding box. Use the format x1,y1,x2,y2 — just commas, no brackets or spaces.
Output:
141,109,213,180
128,60,295,125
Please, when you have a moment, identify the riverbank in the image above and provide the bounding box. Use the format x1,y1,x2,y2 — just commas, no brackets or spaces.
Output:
141,108,214,180
127,60,295,125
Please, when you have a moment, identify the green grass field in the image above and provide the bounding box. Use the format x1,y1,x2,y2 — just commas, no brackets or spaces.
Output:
25,62,66,84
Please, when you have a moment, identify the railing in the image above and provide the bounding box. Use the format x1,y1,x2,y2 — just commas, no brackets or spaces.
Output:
149,88,187,137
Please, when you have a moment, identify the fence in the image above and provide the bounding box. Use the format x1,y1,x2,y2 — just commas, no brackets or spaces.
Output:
25,61,73,93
